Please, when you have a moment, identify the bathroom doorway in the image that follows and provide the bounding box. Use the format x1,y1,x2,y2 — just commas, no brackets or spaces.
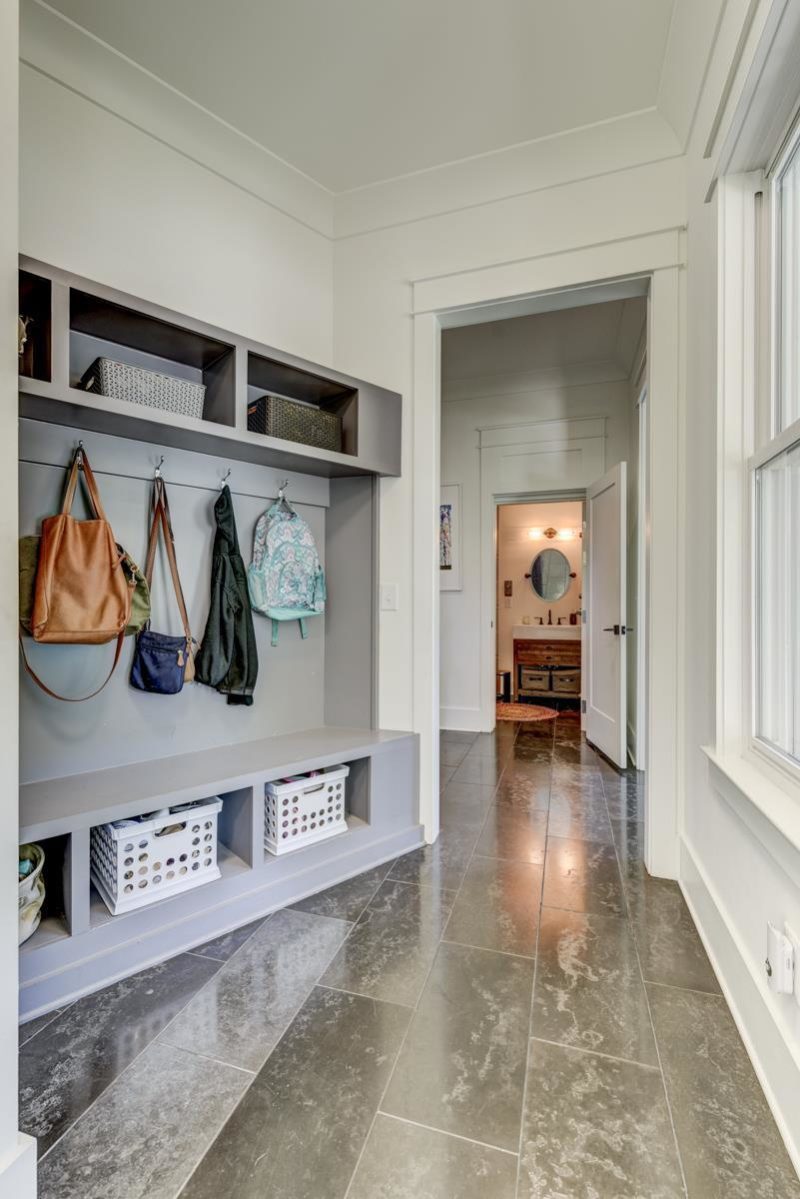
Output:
496,496,585,719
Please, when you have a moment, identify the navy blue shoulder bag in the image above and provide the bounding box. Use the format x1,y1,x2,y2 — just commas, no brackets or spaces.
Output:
130,476,195,695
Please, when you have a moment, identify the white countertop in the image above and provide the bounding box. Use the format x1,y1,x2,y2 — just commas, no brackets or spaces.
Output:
513,624,581,640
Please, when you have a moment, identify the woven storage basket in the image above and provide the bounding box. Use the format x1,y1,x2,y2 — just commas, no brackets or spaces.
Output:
91,798,222,915
247,394,342,453
81,357,206,420
265,764,349,855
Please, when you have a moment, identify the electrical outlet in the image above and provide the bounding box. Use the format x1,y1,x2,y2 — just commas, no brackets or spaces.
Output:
766,923,794,995
785,923,800,1008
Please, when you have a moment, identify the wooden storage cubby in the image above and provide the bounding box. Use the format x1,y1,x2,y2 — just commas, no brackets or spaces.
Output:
17,257,418,1020
69,288,236,427
18,257,402,477
18,269,51,382
19,833,70,954
247,351,358,457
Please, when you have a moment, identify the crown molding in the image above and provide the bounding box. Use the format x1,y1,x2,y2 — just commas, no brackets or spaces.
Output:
20,0,334,239
334,109,682,239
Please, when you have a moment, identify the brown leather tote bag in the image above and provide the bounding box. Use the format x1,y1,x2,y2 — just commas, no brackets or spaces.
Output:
21,446,133,701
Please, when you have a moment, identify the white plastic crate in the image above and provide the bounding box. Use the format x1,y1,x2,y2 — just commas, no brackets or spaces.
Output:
265,765,349,855
91,798,222,916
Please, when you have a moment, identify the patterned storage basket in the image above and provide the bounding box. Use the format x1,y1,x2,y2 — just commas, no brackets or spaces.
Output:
91,798,222,915
265,765,349,855
247,394,342,453
80,357,206,420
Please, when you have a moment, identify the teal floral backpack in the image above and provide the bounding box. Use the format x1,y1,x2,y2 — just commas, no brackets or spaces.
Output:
247,497,326,645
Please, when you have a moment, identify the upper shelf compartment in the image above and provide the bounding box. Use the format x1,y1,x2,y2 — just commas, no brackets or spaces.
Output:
18,257,402,479
69,288,236,428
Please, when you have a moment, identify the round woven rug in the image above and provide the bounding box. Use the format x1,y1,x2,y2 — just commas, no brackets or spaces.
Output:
496,702,557,723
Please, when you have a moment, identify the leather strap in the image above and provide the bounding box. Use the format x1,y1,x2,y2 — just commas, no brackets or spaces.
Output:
19,630,125,702
61,447,109,522
144,477,193,650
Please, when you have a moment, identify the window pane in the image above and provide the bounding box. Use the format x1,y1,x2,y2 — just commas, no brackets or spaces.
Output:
778,138,800,430
756,439,800,761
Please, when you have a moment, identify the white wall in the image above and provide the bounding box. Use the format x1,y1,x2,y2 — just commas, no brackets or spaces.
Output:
675,0,800,1173
1,4,37,1193
19,65,333,366
496,501,583,672
438,309,635,731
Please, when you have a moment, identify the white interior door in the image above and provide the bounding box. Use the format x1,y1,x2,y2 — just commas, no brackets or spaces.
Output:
586,463,627,767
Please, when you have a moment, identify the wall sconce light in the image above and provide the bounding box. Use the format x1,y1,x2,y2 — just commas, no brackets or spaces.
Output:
528,526,581,541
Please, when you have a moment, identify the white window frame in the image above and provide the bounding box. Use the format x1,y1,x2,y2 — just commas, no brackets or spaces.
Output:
747,117,800,789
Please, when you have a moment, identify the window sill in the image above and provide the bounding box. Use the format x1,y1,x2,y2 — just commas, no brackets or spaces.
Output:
702,746,800,878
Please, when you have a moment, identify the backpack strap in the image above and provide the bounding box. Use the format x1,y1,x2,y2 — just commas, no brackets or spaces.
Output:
298,618,308,639
271,619,279,648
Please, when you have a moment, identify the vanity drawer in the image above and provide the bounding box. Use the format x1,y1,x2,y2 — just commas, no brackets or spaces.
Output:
552,671,581,694
520,668,550,691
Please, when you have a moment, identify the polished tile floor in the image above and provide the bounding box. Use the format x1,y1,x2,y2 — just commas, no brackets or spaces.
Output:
19,714,800,1197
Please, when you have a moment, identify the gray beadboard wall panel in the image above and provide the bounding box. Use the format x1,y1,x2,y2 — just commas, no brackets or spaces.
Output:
324,476,378,729
19,418,330,782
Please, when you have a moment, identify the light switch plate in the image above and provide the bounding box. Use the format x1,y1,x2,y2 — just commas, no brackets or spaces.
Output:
379,583,399,612
785,923,800,1008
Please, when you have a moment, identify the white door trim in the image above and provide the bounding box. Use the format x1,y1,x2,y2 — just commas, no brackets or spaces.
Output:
413,238,684,879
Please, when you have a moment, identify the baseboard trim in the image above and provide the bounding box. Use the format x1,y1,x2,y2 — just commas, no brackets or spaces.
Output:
680,834,800,1177
440,706,483,733
0,1133,37,1196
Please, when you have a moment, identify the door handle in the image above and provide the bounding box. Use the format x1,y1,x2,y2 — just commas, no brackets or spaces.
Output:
602,625,621,635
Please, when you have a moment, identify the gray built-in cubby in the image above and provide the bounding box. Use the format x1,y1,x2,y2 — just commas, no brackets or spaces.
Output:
17,258,419,1019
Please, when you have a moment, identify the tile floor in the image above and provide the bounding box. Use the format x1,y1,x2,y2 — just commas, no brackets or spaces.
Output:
18,713,800,1198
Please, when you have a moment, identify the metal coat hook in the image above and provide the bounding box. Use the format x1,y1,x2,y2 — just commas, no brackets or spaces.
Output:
221,467,232,489
154,455,165,478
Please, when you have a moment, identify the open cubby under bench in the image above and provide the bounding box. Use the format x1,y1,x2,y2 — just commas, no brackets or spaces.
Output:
19,728,420,1019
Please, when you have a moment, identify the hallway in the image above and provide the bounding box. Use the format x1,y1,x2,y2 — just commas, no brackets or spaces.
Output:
19,714,800,1197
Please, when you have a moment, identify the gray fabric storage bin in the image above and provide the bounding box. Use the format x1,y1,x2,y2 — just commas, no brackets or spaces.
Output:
247,394,342,453
80,357,206,420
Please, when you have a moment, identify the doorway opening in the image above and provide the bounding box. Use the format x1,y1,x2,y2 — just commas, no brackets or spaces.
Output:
439,289,648,775
496,496,584,720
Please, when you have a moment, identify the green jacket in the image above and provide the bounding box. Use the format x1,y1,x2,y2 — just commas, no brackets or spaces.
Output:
195,485,258,705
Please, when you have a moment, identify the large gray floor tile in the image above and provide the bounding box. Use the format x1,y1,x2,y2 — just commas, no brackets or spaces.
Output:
493,769,550,812
19,1007,65,1048
450,755,506,786
289,860,394,922
320,878,454,1007
543,836,627,918
38,1041,249,1199
468,729,518,756
389,824,480,890
550,762,605,794
610,817,645,862
440,782,497,825
627,873,720,993
603,773,645,819
552,740,604,766
440,741,472,768
518,1039,684,1198
382,941,534,1151
181,986,410,1199
474,803,547,863
159,908,349,1071
547,790,614,843
189,917,266,962
444,855,542,957
347,1114,518,1199
20,952,220,1156
648,983,800,1198
534,907,658,1065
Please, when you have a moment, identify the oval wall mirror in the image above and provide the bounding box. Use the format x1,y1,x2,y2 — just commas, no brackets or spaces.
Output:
529,548,572,601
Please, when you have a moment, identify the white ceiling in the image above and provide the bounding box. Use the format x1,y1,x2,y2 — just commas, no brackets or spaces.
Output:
44,0,677,192
442,297,646,383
